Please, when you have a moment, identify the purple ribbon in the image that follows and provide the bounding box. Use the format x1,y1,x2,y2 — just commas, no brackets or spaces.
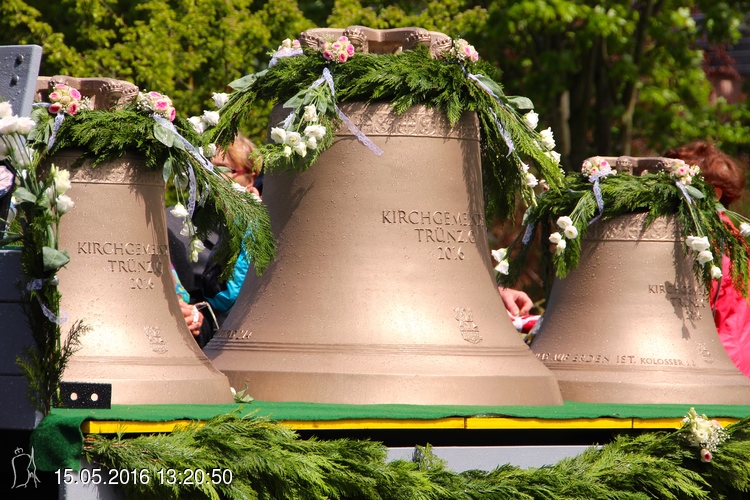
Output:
467,74,515,156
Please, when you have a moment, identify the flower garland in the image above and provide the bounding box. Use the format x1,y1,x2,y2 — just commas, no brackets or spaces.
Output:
212,33,565,221
497,158,750,299
0,99,89,415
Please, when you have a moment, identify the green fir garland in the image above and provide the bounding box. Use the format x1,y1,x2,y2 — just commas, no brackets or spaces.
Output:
213,41,564,222
83,411,750,500
500,165,750,300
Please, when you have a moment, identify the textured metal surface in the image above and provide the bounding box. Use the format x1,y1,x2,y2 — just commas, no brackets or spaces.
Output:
0,45,42,117
205,102,563,405
531,213,750,404
51,150,232,404
299,25,451,57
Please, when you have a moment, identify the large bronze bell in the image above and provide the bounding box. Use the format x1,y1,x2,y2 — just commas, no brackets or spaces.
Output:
531,156,750,404
204,27,563,406
44,77,232,404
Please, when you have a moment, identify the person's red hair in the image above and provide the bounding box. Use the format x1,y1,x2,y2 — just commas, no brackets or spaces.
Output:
664,140,746,207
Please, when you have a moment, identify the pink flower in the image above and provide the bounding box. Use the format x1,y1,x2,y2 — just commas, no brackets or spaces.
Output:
169,107,176,121
600,160,609,169
54,83,67,89
48,103,62,114
338,52,348,63
339,36,348,42
332,42,341,51
700,449,712,463
323,50,333,60
471,51,479,62
154,99,170,111
346,44,355,56
49,92,60,101
70,88,82,100
148,91,163,99
67,102,79,115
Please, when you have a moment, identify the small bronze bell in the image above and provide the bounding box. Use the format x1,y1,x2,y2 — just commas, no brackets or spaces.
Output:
530,156,750,404
204,27,563,406
44,77,232,404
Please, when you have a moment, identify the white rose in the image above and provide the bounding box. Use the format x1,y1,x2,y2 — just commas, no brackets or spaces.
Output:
525,173,538,188
305,136,317,150
494,259,510,275
205,143,217,158
283,146,292,157
710,266,723,280
0,102,12,119
687,235,711,252
190,238,205,262
16,117,35,135
55,194,75,214
293,141,307,157
304,124,326,140
212,92,229,109
696,250,713,265
520,162,530,173
285,131,302,146
231,183,246,194
201,110,220,127
0,115,19,135
188,116,206,134
302,105,318,122
491,248,507,263
564,225,578,239
740,223,750,238
180,220,196,237
539,127,555,150
549,232,562,244
557,216,573,229
270,127,287,144
523,111,539,129
546,150,561,164
555,239,567,254
170,203,189,219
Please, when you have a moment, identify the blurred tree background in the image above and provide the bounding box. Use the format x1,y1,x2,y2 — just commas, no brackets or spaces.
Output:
3,0,750,302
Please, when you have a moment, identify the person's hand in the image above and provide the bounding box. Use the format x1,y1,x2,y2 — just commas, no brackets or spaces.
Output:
498,287,533,316
179,300,203,336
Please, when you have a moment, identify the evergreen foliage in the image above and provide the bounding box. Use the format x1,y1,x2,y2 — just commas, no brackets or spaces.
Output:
501,170,750,300
213,44,563,222
84,412,750,499
43,107,276,279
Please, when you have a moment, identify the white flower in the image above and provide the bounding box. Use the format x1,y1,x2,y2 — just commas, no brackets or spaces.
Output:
190,238,205,262
305,136,318,150
270,127,287,144
50,166,71,194
0,115,19,135
170,203,189,219
491,248,507,263
539,127,555,150
546,150,561,164
523,111,539,129
55,194,74,214
0,102,11,119
740,223,750,238
557,216,573,229
697,250,713,265
302,105,318,122
520,162,530,173
686,235,711,252
16,117,35,135
285,131,302,146
564,225,579,239
525,173,538,188
283,146,292,157
205,143,217,158
231,183,246,193
212,92,229,109
549,232,563,244
188,116,206,134
180,220,196,237
304,124,326,140
710,266,723,280
555,239,567,254
201,110,220,127
293,141,307,157
494,259,510,275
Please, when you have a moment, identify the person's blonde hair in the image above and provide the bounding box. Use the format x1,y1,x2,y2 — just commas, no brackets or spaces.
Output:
224,134,262,173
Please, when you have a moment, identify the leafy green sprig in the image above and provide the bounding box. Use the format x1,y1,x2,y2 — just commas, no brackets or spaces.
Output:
213,44,564,222
42,106,276,279
500,170,750,299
